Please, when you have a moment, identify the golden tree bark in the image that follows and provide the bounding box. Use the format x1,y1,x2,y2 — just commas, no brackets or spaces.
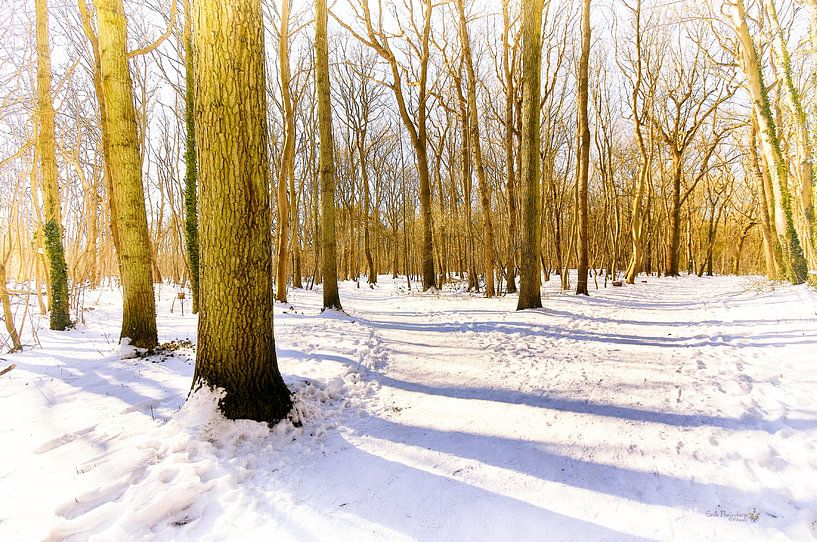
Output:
750,120,783,278
192,0,293,423
78,0,121,266
765,0,815,267
502,0,518,294
275,0,294,303
730,0,807,283
317,0,342,310
35,0,71,330
96,0,158,347
623,0,653,284
0,259,22,352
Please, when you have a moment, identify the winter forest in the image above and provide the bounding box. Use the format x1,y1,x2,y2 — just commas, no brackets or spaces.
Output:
1,0,817,539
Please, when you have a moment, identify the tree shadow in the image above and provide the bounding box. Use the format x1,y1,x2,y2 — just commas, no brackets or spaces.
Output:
352,415,814,531
372,375,817,434
350,313,817,350
281,429,655,541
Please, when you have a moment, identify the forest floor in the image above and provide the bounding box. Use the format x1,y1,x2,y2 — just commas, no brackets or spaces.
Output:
1,274,816,541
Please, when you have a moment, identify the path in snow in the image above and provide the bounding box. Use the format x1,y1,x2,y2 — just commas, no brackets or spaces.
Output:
1,275,816,541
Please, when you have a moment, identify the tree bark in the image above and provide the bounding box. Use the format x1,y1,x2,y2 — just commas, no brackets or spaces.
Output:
182,0,199,313
192,0,293,423
0,260,22,353
766,0,815,267
502,0,518,294
517,0,544,310
317,0,342,310
730,0,807,284
456,0,496,297
96,0,158,348
275,0,294,303
750,120,782,278
35,0,71,330
575,0,591,295
665,151,683,276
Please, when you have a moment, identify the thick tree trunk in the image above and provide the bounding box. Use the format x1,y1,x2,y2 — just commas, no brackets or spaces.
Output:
516,0,544,310
316,0,342,310
96,0,158,348
35,0,71,330
192,0,293,423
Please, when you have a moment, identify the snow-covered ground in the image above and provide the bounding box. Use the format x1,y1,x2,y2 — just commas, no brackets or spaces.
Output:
1,274,816,541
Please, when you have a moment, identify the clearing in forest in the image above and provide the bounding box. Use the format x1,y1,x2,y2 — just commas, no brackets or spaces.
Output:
1,275,816,541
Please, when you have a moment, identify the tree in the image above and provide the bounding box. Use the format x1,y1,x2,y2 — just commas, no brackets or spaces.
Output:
749,118,783,277
91,0,159,348
317,0,342,310
622,0,660,284
575,0,591,295
337,0,437,290
0,258,22,353
516,0,544,310
192,0,293,423
275,0,294,303
501,0,519,294
35,0,71,329
334,43,382,285
650,46,734,278
729,0,807,284
183,0,199,313
765,0,815,267
456,0,496,297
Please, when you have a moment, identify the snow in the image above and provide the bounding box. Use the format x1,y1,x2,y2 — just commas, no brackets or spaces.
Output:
1,274,816,541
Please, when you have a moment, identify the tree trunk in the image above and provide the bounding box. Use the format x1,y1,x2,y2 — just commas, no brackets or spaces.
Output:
96,0,158,348
766,0,815,267
665,151,682,276
182,0,199,313
731,0,807,284
732,223,754,275
750,121,782,278
192,0,293,423
291,165,303,288
0,260,22,353
575,0,591,295
359,133,376,284
35,0,71,330
316,0,342,310
275,0,294,303
502,0,518,294
517,0,544,310
457,0,495,297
